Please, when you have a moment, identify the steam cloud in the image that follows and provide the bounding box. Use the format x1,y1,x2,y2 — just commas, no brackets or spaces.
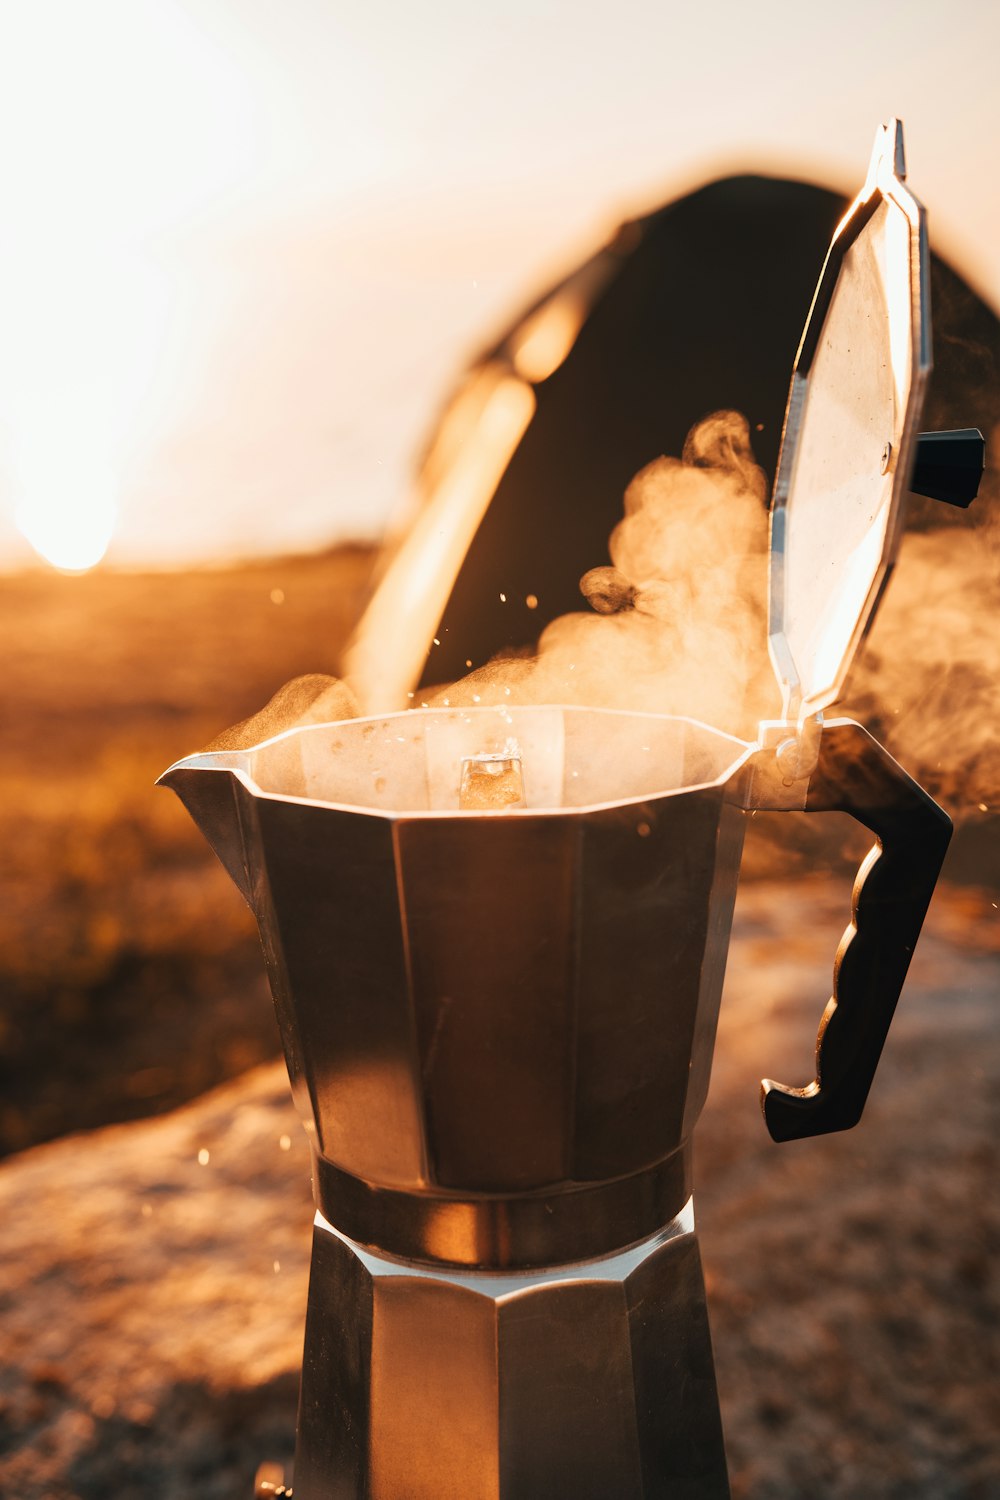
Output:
425,411,776,739
206,674,361,752
844,451,1000,818
211,411,997,823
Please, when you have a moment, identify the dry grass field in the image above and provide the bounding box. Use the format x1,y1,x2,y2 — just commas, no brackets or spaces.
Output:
0,546,375,1155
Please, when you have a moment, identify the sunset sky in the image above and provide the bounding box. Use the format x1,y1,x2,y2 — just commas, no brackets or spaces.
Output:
0,0,997,571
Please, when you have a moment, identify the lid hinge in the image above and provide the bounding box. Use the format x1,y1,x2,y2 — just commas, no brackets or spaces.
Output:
742,713,824,810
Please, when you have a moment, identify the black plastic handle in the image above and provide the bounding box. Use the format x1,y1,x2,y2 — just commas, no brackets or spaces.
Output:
762,719,952,1143
910,428,985,509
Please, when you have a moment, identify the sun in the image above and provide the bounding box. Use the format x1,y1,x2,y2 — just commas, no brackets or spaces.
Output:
16,471,117,574
0,0,257,574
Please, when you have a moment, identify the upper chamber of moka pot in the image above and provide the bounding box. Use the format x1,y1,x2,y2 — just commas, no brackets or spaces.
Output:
163,704,753,1268
161,121,965,1269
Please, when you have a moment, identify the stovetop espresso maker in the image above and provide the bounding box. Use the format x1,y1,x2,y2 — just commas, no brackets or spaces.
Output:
161,121,982,1499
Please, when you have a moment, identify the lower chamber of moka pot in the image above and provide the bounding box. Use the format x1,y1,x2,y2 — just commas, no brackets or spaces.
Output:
288,1204,730,1500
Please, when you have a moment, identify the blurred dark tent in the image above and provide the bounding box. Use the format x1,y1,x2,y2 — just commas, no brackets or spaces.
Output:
346,176,1000,708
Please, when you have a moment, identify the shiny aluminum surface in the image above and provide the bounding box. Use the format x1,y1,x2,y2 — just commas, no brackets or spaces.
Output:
293,1209,729,1500
163,706,750,1268
164,704,749,1491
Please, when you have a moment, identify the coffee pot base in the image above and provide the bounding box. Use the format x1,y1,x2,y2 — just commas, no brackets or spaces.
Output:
291,1206,730,1500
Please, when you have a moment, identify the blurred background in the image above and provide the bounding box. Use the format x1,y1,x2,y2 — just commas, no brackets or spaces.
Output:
1,2,998,1497
3,0,1000,574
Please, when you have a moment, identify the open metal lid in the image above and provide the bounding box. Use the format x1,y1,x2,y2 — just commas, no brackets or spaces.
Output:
768,119,931,724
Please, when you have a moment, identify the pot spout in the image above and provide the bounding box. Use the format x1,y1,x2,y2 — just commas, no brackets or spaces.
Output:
157,754,253,905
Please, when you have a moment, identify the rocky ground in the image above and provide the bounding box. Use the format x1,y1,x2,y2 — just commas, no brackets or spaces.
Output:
702,875,1000,1500
0,873,997,1499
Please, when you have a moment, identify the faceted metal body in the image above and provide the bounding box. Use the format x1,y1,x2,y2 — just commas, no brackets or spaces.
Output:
295,1210,727,1500
164,711,748,1260
163,699,952,1495
162,707,754,1495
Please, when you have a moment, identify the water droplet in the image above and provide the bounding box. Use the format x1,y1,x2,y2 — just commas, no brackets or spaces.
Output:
197,1148,210,1166
526,594,538,609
